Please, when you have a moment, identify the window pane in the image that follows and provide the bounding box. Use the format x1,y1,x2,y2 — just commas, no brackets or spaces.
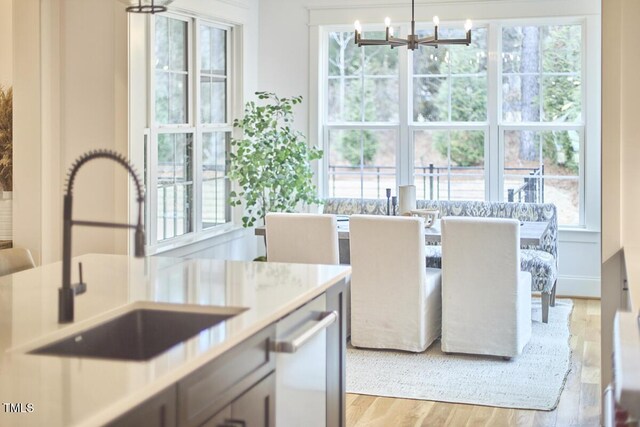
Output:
157,184,193,240
413,27,487,123
451,76,487,121
155,16,170,70
542,75,581,122
504,130,542,175
328,77,362,122
157,133,193,241
200,26,211,74
502,26,540,74
449,175,485,201
202,132,230,229
201,76,212,123
363,32,398,76
328,32,361,77
541,178,580,225
155,17,188,125
168,73,187,124
502,24,582,124
542,25,581,73
414,129,449,200
327,129,396,199
414,130,485,200
503,130,580,225
169,19,187,71
364,78,398,122
175,134,192,182
200,25,227,125
155,71,170,125
199,26,226,75
211,28,226,74
504,130,580,177
413,43,448,75
211,77,226,123
157,186,175,240
502,74,540,122
413,77,448,122
200,76,226,124
326,31,398,124
449,28,488,74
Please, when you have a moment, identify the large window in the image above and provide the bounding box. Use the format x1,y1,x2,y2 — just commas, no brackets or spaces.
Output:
501,25,582,225
413,27,488,201
323,19,586,226
326,30,399,199
150,14,232,246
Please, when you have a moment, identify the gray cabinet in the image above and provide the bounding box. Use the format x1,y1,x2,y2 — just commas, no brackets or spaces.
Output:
107,280,347,427
202,373,275,427
178,325,275,427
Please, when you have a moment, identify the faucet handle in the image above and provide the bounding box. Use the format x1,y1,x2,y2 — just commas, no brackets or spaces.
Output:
73,262,87,295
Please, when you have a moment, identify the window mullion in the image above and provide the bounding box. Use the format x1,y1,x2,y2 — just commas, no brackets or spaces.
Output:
398,26,409,187
194,17,203,234
488,21,501,201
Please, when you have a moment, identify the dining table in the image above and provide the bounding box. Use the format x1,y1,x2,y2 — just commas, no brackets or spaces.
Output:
254,217,551,264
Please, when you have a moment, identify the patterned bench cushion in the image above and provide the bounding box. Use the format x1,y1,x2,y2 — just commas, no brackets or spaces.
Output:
323,197,559,294
423,246,556,293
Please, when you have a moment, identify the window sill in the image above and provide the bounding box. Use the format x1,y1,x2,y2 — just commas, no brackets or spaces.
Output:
146,224,250,256
558,227,601,243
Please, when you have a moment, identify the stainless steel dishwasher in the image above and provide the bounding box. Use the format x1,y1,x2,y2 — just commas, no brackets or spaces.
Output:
272,294,338,427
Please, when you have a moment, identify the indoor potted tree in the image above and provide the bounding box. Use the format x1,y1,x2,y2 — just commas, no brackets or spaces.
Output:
228,91,323,245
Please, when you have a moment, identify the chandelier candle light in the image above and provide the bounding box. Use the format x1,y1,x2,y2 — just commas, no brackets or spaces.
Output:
354,0,472,50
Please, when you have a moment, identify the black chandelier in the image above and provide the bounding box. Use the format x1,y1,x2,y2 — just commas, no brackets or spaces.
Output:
354,0,472,50
120,0,174,14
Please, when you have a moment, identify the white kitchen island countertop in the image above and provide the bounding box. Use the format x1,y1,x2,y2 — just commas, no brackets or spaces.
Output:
0,254,351,427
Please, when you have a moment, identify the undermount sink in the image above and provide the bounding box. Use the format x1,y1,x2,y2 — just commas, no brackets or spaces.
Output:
30,303,246,361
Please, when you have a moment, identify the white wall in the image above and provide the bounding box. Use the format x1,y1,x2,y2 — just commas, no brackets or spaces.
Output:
258,0,602,298
601,0,640,394
0,0,11,86
13,0,129,265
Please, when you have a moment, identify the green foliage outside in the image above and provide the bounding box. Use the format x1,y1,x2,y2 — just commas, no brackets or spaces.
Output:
340,130,377,166
414,29,489,167
228,92,323,227
328,32,400,166
421,26,579,173
327,25,580,174
540,26,582,174
0,86,12,191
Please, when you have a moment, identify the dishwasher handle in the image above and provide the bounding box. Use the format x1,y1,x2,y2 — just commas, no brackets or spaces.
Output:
273,310,338,354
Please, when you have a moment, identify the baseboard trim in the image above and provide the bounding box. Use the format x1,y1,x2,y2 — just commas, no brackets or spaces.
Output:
556,275,601,298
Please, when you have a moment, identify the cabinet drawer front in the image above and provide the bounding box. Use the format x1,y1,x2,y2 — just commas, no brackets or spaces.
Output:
178,325,275,427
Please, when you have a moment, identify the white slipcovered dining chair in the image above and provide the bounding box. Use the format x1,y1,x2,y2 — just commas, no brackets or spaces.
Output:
441,217,532,359
0,248,36,277
265,213,339,265
349,215,442,352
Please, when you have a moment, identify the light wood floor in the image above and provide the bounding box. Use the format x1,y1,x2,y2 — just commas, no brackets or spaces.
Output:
346,299,601,427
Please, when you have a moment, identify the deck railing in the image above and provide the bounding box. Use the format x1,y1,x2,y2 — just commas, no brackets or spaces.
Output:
327,164,544,201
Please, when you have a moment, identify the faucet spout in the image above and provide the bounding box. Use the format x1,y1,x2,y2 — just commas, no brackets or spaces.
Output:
59,149,146,324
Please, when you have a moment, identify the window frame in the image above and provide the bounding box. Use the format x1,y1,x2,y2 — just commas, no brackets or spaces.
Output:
321,16,588,228
323,24,403,200
147,12,235,251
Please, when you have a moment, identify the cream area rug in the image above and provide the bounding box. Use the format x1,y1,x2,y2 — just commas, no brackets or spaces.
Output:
346,298,573,411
